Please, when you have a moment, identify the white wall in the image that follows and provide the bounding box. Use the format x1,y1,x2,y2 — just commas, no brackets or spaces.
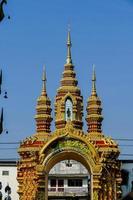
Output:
49,160,88,175
0,165,19,200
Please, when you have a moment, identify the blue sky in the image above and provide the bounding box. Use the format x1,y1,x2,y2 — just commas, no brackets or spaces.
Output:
0,0,133,159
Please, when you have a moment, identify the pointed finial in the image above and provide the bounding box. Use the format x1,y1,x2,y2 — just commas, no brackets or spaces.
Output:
68,23,71,31
42,65,46,92
66,25,72,64
92,64,97,95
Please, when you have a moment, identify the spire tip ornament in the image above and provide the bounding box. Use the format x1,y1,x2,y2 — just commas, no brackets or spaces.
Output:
92,64,96,81
92,64,97,96
42,65,46,93
68,23,71,32
66,28,72,65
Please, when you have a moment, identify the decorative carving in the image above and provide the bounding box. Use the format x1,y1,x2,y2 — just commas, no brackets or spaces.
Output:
58,139,91,155
93,190,99,200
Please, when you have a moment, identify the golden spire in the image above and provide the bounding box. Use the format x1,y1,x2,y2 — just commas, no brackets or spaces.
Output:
35,66,52,133
86,66,103,133
66,26,72,65
92,64,97,96
55,29,83,130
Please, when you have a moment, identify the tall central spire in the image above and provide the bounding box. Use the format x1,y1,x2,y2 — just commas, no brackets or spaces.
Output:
66,28,72,64
55,30,83,130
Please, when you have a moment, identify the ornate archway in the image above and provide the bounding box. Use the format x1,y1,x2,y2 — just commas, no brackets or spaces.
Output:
17,30,122,200
18,121,121,200
37,127,101,200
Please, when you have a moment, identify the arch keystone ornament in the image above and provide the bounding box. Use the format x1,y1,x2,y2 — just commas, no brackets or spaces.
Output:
17,32,122,200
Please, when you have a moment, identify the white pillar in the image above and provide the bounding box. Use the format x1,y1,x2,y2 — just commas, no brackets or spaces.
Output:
90,173,93,200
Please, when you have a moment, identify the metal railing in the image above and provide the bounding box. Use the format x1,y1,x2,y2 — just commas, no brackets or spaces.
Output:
48,187,88,196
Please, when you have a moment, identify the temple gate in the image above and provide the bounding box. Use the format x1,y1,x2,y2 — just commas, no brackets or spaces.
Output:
17,30,121,200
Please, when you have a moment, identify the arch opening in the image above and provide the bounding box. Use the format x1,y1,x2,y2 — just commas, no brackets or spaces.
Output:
48,159,91,200
43,150,93,200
